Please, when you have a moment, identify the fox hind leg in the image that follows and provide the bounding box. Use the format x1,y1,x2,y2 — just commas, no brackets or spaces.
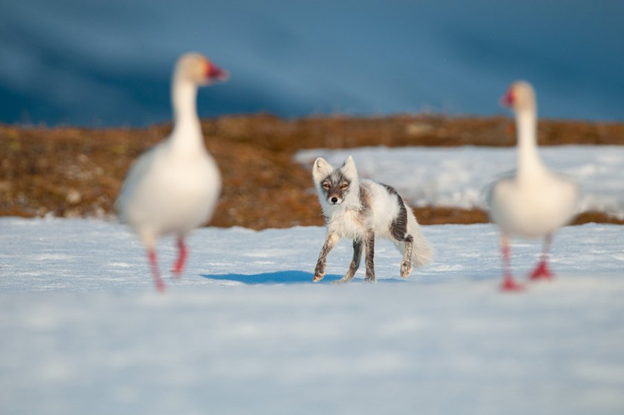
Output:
400,235,414,278
389,205,413,278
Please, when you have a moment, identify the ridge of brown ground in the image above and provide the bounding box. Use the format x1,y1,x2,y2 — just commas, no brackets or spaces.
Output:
1,114,623,229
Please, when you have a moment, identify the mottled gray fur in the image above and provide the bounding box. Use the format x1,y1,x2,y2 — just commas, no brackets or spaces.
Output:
312,156,433,283
364,229,375,282
313,232,339,282
382,183,414,278
319,169,352,206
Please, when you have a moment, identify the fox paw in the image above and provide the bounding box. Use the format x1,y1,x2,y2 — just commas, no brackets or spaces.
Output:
364,274,376,283
313,274,324,282
400,261,412,278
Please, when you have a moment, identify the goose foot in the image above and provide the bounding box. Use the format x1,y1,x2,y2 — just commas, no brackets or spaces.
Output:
500,275,524,292
529,261,553,280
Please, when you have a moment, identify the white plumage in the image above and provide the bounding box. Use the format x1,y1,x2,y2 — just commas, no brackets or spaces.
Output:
486,81,579,291
117,53,228,292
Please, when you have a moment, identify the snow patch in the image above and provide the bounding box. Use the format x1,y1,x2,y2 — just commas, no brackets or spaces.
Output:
296,146,624,217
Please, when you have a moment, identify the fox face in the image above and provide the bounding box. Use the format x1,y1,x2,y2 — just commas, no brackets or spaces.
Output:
320,174,351,205
312,156,358,206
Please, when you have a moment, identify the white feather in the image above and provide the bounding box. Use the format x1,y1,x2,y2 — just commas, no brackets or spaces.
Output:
486,81,580,239
117,53,224,249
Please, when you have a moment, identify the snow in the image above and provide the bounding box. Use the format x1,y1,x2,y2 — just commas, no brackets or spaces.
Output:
1,217,624,414
296,145,624,218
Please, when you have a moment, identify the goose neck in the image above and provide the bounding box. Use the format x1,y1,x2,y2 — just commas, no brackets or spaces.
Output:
170,78,204,150
515,106,545,179
172,79,199,125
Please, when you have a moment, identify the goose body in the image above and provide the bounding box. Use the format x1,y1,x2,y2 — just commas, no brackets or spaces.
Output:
486,81,579,290
488,168,578,239
117,53,228,292
118,138,221,240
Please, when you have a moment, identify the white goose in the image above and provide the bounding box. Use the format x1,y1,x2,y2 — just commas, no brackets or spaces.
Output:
117,53,228,292
486,81,579,291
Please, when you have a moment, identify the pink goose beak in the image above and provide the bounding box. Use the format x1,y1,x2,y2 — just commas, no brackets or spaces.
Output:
205,62,229,82
500,88,515,107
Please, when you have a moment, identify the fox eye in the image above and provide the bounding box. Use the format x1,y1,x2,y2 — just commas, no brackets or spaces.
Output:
322,182,330,190
340,182,349,190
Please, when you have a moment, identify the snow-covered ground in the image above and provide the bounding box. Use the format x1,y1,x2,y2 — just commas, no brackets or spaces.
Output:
296,145,624,218
1,217,623,414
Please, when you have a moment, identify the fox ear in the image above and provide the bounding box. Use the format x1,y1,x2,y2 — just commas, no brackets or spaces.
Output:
340,155,357,179
313,157,334,182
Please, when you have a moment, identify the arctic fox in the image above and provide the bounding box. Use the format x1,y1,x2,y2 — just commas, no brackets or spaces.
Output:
312,156,433,283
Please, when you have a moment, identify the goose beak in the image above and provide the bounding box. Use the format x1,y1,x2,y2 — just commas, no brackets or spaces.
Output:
205,61,229,82
500,88,514,107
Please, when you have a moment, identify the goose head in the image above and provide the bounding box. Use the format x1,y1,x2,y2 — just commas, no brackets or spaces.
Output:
174,53,229,86
501,81,535,112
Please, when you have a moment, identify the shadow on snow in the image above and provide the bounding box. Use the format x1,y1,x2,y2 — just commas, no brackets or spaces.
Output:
202,270,408,285
202,270,337,284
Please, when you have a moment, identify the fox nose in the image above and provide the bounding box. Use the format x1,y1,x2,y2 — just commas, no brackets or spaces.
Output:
331,197,338,204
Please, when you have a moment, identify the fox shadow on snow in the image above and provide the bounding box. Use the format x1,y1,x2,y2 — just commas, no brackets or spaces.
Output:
202,270,407,285
203,271,336,284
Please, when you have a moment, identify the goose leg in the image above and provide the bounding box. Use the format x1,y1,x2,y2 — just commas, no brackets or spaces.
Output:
529,234,553,280
172,237,188,277
500,234,523,292
148,249,166,293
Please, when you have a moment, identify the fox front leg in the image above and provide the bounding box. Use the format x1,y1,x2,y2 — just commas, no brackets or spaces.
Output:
364,229,376,282
334,239,363,284
313,232,340,282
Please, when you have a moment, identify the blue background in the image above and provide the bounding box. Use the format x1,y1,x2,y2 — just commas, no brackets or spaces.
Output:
1,0,622,126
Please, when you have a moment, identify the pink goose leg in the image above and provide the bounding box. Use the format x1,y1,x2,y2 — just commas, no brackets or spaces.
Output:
148,249,166,293
500,235,524,292
172,237,188,278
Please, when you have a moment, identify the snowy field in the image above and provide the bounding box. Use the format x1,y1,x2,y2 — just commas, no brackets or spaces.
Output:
296,145,624,218
1,217,624,415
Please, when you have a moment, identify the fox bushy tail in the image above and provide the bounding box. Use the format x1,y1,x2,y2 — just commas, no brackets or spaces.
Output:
407,212,434,268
